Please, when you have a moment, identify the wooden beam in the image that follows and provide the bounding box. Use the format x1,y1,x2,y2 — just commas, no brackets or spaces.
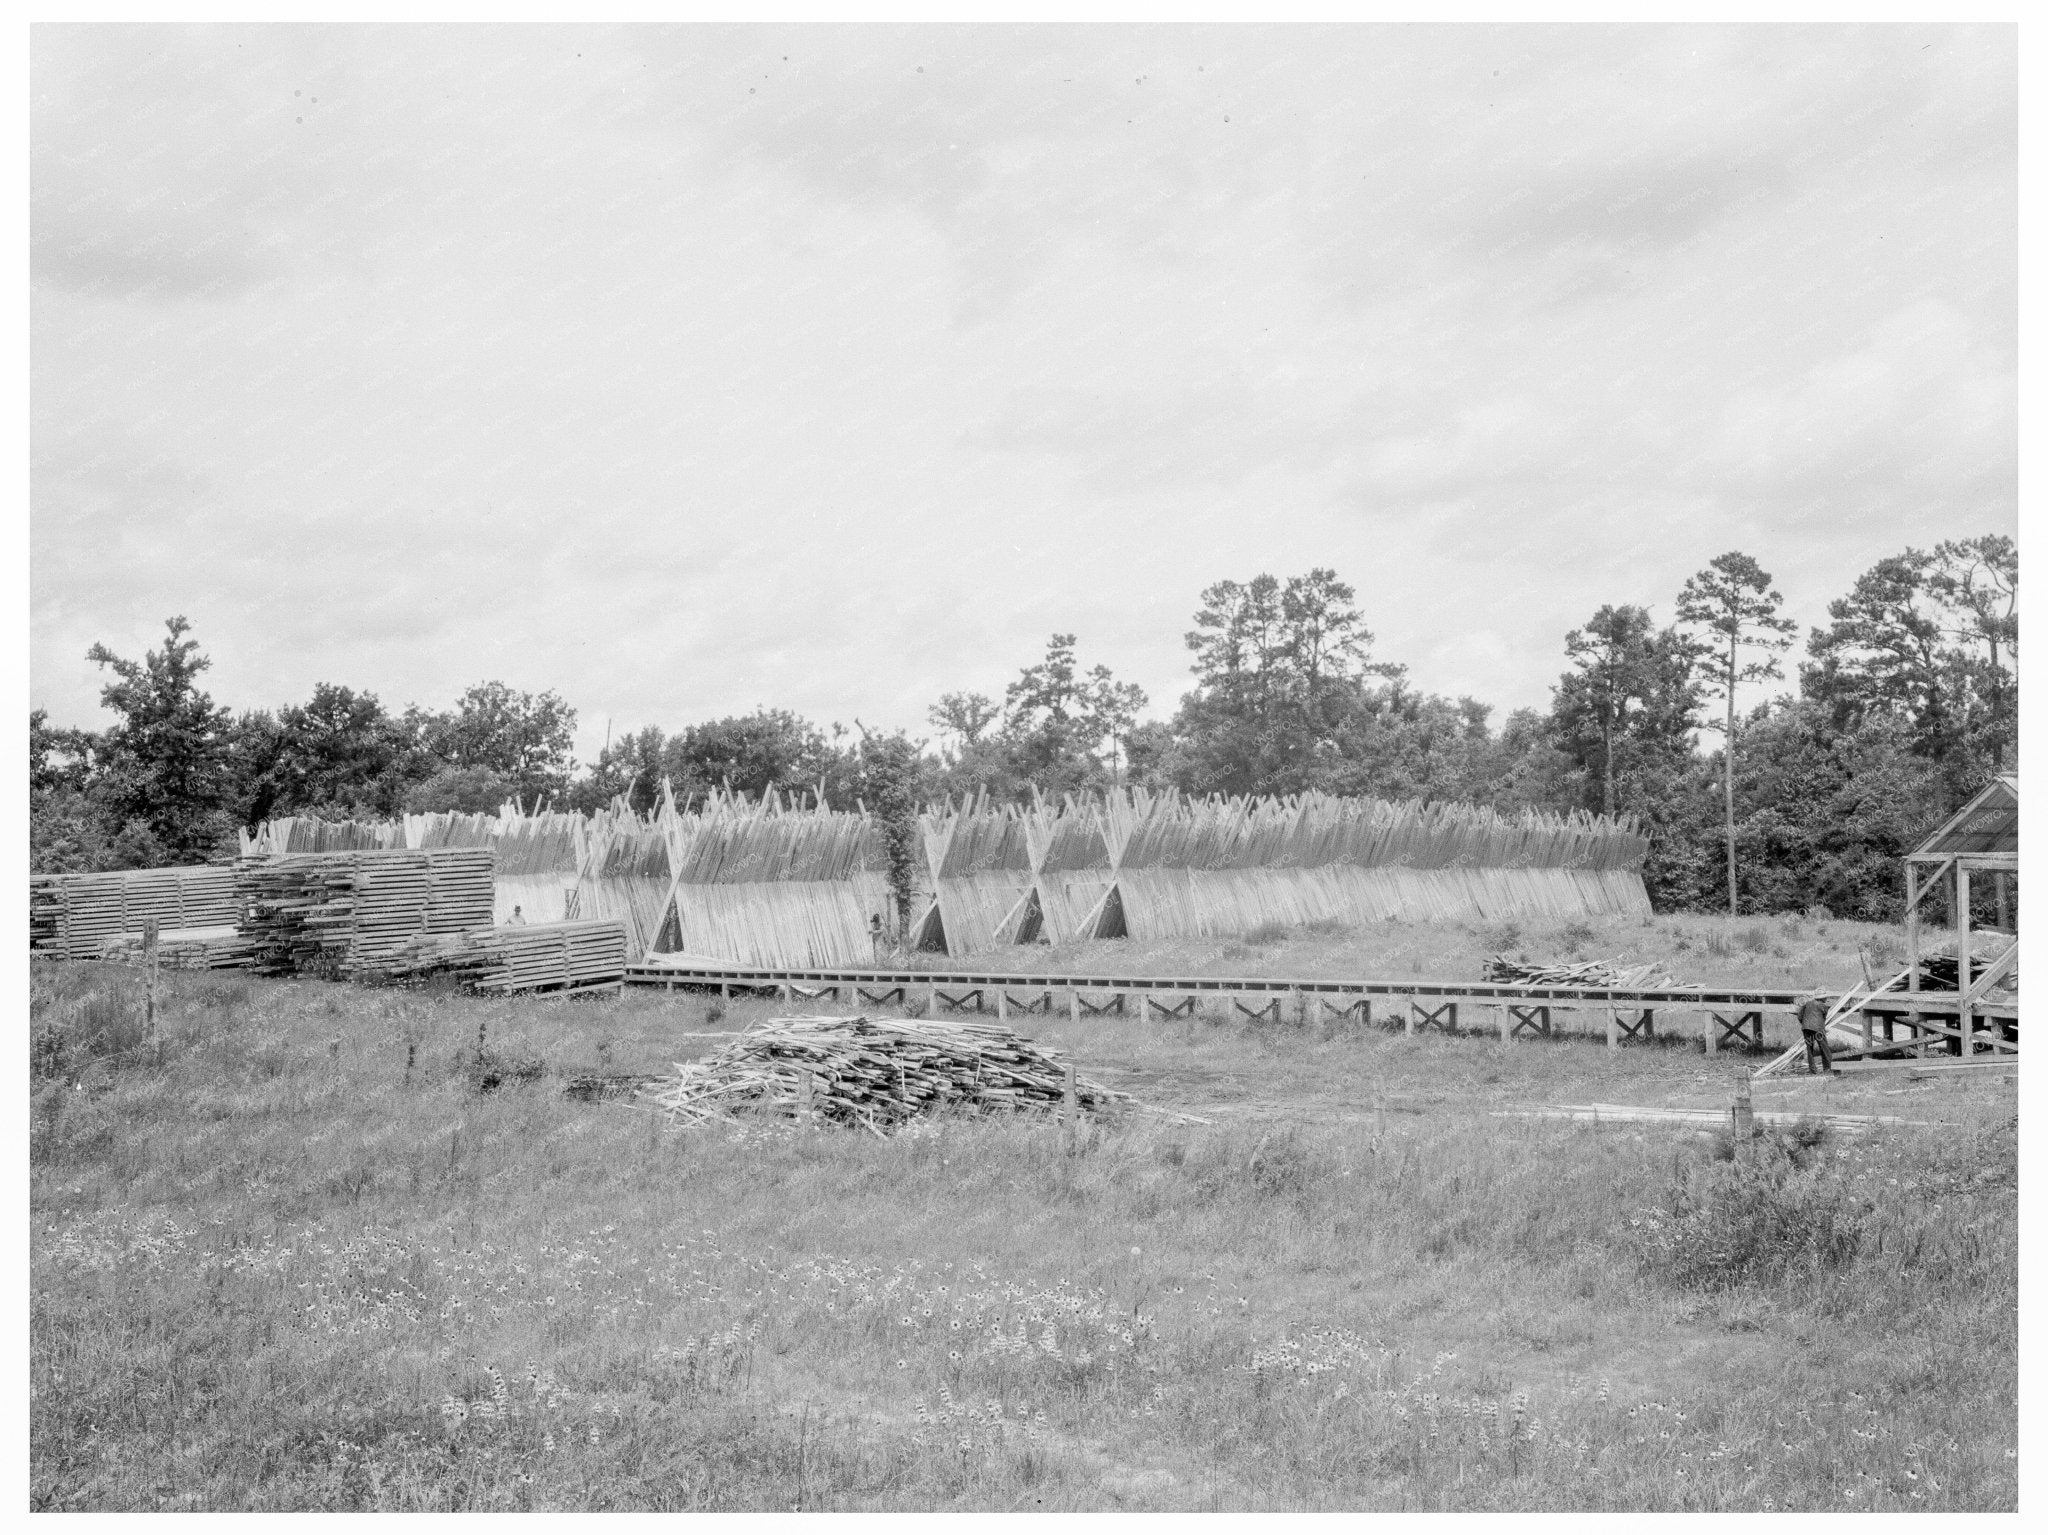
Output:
1957,862,1973,1056
1905,860,1919,997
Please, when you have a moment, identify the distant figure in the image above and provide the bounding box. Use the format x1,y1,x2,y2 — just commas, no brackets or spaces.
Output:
869,912,885,964
1797,991,1834,1075
509,905,527,926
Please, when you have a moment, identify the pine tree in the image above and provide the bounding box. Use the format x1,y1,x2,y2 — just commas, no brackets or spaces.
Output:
1676,554,1796,917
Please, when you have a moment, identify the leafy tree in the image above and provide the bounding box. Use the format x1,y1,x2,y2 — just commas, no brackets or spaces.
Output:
1320,685,1502,804
574,725,671,814
1802,551,1948,744
83,616,234,859
926,692,1001,754
997,634,1148,796
423,682,579,804
848,727,936,940
30,708,99,795
401,764,517,814
1174,569,1396,795
1551,606,1701,818
658,710,853,806
1677,553,1796,916
1926,535,2018,773
1803,537,2018,800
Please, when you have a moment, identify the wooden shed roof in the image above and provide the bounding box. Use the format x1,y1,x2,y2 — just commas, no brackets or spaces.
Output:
1910,774,2019,860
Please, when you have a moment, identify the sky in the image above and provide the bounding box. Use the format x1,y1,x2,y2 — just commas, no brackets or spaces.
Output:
30,24,2017,765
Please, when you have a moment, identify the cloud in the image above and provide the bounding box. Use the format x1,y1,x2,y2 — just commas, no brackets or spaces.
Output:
29,26,2016,758
1706,299,2014,503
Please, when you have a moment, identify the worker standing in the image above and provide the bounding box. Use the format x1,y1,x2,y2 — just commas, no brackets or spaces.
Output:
1797,990,1835,1076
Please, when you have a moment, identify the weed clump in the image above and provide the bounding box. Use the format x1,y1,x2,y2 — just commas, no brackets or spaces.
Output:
1476,921,1522,953
1631,1131,1867,1292
1241,921,1290,947
1554,920,1596,956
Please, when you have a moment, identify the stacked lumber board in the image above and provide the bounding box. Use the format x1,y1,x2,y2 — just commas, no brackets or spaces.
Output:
96,925,256,970
644,1014,1131,1131
30,865,242,961
357,919,629,994
1482,955,1698,989
240,849,496,977
469,921,628,993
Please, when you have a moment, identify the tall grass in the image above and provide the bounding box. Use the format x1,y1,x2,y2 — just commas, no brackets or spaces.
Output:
29,964,2015,1511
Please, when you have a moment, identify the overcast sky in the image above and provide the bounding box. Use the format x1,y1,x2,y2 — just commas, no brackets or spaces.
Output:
31,24,2016,763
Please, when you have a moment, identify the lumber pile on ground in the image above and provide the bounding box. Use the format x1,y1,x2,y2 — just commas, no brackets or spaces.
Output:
1884,935,2018,995
1482,954,1697,989
358,919,629,994
643,1014,1131,1131
96,925,255,970
30,865,243,961
240,848,496,977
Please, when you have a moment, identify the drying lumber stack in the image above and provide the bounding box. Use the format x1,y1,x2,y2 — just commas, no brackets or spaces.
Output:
659,788,892,968
239,848,497,977
469,920,629,993
644,1014,1131,1131
1482,955,1697,989
355,918,630,994
30,865,243,961
96,925,256,970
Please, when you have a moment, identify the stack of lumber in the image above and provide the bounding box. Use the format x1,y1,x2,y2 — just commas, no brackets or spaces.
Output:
1888,935,2018,995
240,848,496,977
1482,955,1697,989
241,817,407,857
1112,789,1652,938
919,797,1040,954
659,789,893,968
572,812,678,962
356,918,630,994
1026,794,1122,943
96,925,255,970
643,1014,1131,1130
30,865,242,960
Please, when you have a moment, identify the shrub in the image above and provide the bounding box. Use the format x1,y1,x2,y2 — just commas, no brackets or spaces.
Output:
1476,920,1522,953
1631,1139,1868,1292
1555,920,1596,955
1241,921,1290,946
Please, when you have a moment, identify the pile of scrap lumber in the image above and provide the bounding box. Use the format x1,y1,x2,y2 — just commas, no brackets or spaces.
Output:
96,925,255,970
1886,935,2018,995
31,865,241,961
357,919,630,994
1482,954,1697,989
644,1014,1131,1131
240,848,496,977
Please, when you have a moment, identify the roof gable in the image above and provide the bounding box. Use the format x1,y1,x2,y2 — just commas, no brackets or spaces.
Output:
1912,775,2018,858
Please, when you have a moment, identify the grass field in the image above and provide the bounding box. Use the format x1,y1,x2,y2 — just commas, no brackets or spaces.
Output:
29,912,2017,1511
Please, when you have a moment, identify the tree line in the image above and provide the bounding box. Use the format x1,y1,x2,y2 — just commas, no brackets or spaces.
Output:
30,535,2014,921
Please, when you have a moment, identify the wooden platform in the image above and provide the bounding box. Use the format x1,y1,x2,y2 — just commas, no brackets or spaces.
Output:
624,959,2016,1052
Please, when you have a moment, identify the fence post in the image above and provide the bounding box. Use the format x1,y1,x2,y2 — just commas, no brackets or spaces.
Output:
996,989,1008,1021
1703,1012,1718,1055
143,915,160,1063
1497,1006,1510,1044
1070,989,1081,1023
1606,1012,1620,1052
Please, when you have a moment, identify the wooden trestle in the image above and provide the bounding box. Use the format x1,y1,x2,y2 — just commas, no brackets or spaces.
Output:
628,960,2018,1055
